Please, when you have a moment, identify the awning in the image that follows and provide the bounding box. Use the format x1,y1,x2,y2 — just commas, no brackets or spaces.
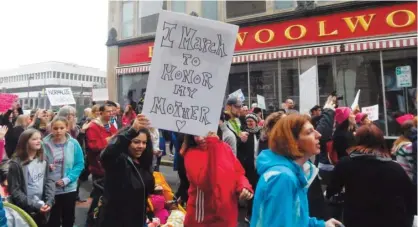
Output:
115,36,417,75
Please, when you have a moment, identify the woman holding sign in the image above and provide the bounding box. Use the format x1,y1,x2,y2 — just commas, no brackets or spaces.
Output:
182,128,253,227
98,114,155,227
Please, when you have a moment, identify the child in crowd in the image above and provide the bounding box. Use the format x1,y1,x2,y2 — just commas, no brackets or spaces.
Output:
42,117,84,227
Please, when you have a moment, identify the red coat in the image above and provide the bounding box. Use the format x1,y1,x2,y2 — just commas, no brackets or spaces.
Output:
86,120,117,176
183,137,252,227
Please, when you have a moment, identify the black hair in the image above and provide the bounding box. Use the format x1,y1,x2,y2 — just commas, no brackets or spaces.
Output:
253,107,262,114
99,103,114,112
105,100,117,108
116,127,154,171
310,105,321,114
184,134,198,149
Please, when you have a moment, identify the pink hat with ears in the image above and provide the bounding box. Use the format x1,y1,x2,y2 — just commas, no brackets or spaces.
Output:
396,114,414,125
335,107,351,125
355,113,367,124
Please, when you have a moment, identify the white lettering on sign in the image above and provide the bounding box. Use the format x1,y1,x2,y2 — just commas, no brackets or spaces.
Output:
142,10,238,136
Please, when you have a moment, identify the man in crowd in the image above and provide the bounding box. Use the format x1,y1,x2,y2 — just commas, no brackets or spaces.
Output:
224,96,249,148
310,105,322,117
284,98,299,114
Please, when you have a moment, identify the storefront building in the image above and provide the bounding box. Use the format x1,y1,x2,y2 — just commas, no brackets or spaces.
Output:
107,1,417,137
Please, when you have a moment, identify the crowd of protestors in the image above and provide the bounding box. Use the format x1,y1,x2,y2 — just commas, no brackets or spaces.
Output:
0,91,415,227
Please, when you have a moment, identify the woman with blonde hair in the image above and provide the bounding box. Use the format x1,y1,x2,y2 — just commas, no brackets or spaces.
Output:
251,114,341,227
89,105,100,119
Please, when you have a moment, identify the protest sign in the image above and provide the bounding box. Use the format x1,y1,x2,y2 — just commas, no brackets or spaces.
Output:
45,87,76,106
229,89,245,103
361,104,379,121
299,65,318,114
142,10,238,136
351,90,361,110
0,93,18,113
257,95,266,110
92,88,109,101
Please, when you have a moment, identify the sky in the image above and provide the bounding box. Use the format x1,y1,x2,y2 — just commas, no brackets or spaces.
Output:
0,0,108,71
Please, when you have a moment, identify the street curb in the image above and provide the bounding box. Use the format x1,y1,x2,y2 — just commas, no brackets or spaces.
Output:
161,159,174,167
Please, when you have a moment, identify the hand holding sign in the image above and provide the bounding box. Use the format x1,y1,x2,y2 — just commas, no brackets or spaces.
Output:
131,114,150,132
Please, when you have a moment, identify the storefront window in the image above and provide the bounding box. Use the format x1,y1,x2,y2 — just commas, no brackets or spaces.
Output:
226,1,266,19
274,0,295,10
382,49,417,136
122,1,134,38
317,56,335,105
138,0,166,35
226,64,249,105
335,52,385,132
280,59,299,109
202,1,218,20
171,0,186,13
118,73,149,109
249,61,279,112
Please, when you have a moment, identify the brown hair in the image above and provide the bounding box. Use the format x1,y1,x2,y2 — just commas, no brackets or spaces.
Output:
269,114,311,160
260,111,286,140
14,128,44,164
392,120,414,152
348,124,389,156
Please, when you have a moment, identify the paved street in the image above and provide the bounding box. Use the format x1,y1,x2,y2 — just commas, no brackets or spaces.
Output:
75,162,249,227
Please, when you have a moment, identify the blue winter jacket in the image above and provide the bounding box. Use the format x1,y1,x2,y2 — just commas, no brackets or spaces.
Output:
250,149,325,227
42,133,85,193
0,196,6,227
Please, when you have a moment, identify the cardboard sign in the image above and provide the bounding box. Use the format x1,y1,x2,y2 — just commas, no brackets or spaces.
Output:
229,89,245,103
396,65,412,88
257,95,266,109
92,88,109,101
45,87,76,106
142,10,239,136
361,104,379,121
0,93,18,113
299,65,318,114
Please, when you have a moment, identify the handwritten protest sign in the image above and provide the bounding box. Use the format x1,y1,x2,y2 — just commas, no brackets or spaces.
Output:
299,65,318,114
229,89,245,103
0,93,18,113
361,104,379,121
45,87,76,106
257,95,266,110
92,88,109,101
142,10,238,136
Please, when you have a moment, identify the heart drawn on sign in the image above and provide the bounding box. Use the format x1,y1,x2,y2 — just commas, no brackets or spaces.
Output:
176,120,186,132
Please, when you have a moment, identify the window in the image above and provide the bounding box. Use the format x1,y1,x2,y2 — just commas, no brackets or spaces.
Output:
249,61,279,112
138,0,166,35
122,1,135,38
19,75,23,80
317,56,335,105
70,74,73,80
118,73,149,108
335,52,385,132
226,1,266,19
202,1,218,20
53,72,56,78
382,49,417,136
274,0,295,10
57,72,61,79
82,75,85,81
280,59,299,108
171,0,186,13
226,64,249,105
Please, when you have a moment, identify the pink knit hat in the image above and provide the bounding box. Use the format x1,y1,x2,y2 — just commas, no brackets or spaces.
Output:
355,113,367,124
335,107,351,125
396,114,414,125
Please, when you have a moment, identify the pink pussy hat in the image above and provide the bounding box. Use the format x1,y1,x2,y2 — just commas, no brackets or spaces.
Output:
335,107,351,125
355,113,367,124
396,114,414,125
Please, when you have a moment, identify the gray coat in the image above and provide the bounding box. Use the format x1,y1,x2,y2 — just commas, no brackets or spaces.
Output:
7,158,55,216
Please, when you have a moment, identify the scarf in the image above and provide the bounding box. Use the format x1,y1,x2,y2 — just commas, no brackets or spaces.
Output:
246,126,261,134
228,118,241,135
349,148,392,162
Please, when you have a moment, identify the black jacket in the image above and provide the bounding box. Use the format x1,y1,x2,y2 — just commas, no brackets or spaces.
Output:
238,129,260,187
314,109,336,166
5,126,25,158
326,154,416,227
99,128,154,227
332,126,356,160
7,158,55,216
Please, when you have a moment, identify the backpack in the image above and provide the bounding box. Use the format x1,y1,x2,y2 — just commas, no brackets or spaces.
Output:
326,140,339,165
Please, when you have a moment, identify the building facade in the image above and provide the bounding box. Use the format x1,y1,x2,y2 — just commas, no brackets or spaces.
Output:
0,61,107,110
106,1,417,137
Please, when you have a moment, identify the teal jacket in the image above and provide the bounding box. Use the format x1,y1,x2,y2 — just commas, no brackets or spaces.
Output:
250,149,325,227
42,133,84,193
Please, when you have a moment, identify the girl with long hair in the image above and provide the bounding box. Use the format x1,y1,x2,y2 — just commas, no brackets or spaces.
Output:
122,105,136,127
251,114,341,227
5,114,29,158
7,128,55,227
183,130,253,226
327,124,416,227
43,117,84,227
98,114,155,227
